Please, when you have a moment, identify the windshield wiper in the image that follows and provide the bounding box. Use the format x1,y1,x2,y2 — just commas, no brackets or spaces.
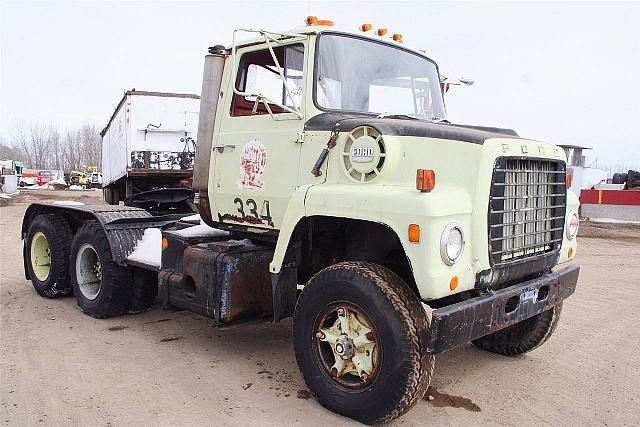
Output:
376,113,450,124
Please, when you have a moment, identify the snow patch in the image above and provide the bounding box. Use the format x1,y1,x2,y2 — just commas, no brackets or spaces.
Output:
52,200,85,206
127,228,163,267
181,214,201,222
69,185,85,191
174,224,230,238
25,184,51,190
48,179,67,186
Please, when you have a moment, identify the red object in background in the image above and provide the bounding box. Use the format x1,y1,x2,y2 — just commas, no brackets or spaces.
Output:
580,189,640,206
36,170,53,186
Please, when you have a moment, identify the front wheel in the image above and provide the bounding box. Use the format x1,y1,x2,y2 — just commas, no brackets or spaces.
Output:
472,303,563,356
293,262,434,424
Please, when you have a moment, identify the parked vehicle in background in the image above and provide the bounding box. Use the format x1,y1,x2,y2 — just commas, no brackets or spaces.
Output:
69,171,90,188
19,19,581,423
0,159,22,194
100,90,200,205
19,169,38,187
0,159,23,177
36,170,54,186
90,172,103,188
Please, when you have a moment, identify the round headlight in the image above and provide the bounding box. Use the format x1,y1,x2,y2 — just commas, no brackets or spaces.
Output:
440,224,464,265
566,211,579,240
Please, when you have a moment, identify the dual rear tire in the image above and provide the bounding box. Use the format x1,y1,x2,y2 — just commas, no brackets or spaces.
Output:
26,216,157,317
70,222,131,318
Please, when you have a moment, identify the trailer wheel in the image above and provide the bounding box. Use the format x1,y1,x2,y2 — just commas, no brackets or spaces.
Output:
128,269,158,313
25,214,73,298
70,222,131,318
472,303,563,356
293,262,434,424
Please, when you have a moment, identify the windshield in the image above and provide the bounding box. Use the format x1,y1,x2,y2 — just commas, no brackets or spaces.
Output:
315,34,446,120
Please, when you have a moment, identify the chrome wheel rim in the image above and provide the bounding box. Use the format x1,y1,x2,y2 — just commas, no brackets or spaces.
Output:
75,243,102,300
30,232,51,281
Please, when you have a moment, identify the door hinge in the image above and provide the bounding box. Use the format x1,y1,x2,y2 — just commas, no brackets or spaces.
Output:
295,132,305,144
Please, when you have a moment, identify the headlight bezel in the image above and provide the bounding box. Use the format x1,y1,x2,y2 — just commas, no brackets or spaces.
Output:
440,223,465,265
566,211,579,240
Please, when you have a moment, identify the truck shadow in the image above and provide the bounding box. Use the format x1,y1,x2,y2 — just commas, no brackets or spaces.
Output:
126,303,513,400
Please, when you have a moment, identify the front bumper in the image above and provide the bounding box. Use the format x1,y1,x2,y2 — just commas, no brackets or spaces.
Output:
426,263,579,354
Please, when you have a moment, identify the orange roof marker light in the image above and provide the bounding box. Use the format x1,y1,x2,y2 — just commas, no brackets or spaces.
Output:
360,23,373,32
419,49,427,54
392,33,403,42
377,28,388,36
306,16,334,26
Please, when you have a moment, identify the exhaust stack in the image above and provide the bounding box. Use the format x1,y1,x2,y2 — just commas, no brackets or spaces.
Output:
193,45,226,226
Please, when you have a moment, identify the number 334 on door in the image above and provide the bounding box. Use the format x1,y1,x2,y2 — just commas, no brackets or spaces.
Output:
222,198,274,227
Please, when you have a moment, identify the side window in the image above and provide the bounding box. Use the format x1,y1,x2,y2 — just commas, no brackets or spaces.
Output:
232,44,305,117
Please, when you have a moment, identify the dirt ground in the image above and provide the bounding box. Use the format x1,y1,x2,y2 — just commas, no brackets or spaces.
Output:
1,190,639,426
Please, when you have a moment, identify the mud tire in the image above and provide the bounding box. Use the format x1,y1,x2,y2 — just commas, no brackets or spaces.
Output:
472,303,563,356
70,222,131,318
293,262,434,424
128,268,158,313
25,214,73,298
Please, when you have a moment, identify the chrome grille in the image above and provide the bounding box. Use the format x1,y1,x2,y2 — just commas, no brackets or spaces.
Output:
489,158,566,266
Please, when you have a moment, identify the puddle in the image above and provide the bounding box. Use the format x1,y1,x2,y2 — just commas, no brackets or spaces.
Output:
424,386,481,412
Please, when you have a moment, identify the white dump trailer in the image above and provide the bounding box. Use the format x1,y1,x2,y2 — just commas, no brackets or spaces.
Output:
100,91,200,204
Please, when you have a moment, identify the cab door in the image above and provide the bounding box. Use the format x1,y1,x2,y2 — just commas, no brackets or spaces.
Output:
212,41,307,231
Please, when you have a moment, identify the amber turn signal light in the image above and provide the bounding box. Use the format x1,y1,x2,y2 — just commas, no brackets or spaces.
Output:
568,247,573,258
162,238,169,249
306,15,334,26
450,276,459,290
377,28,388,36
361,23,372,32
416,169,435,192
408,224,421,243
566,174,573,188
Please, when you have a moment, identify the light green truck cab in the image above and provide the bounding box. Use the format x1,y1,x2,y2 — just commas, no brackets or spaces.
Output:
198,23,579,300
185,20,581,422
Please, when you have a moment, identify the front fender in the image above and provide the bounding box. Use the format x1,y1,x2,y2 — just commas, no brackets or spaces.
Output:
270,184,475,300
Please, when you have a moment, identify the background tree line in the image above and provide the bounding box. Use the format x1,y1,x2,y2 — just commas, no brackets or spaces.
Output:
0,121,101,172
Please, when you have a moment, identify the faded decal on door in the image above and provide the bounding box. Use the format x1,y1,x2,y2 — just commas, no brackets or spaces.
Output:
238,139,267,190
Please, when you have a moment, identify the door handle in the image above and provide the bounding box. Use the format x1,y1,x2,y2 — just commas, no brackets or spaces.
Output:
213,144,236,153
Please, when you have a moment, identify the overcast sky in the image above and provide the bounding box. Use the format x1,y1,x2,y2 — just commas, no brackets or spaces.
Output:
1,1,639,169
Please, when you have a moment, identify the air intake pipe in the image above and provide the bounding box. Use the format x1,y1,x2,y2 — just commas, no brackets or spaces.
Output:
193,45,226,227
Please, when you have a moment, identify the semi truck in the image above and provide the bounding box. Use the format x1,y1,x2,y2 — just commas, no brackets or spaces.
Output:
100,90,200,204
20,18,580,423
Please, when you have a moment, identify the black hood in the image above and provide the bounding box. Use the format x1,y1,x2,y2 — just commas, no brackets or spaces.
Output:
304,113,520,145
